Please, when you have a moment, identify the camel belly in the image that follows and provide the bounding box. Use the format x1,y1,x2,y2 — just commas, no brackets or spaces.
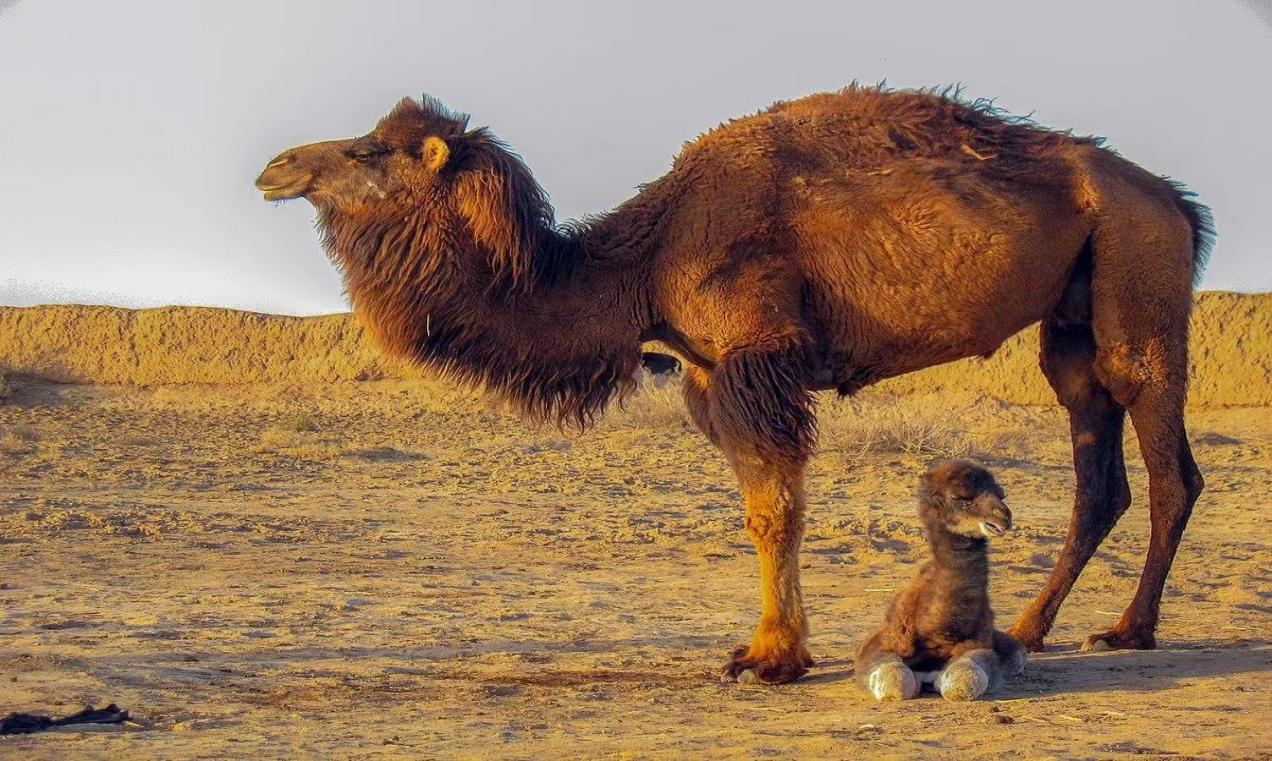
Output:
794,168,1091,386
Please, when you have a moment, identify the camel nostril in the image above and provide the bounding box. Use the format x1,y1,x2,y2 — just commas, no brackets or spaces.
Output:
266,155,292,169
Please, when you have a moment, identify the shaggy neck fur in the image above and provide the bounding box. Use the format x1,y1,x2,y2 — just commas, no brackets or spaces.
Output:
318,201,651,429
921,511,991,622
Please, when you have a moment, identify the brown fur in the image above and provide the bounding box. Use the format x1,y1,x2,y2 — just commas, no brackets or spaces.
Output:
856,461,1024,696
257,84,1214,681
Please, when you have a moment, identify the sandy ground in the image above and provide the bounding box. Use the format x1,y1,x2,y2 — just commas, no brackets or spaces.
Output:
1,378,1268,759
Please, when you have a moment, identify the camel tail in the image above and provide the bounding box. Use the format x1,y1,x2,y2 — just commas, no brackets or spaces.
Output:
1168,182,1215,287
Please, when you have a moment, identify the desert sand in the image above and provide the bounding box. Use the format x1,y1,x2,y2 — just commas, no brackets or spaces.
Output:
1,302,1269,759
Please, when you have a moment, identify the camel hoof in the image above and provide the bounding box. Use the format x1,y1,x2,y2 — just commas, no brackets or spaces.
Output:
1082,629,1156,652
937,660,989,701
721,644,811,685
866,662,919,701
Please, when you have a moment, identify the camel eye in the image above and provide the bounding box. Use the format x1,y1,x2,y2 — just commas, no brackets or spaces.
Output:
348,144,387,163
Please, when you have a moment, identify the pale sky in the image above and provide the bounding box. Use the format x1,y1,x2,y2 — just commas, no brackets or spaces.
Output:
1,0,1269,314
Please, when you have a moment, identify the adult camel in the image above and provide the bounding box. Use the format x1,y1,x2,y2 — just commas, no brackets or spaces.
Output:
257,86,1213,684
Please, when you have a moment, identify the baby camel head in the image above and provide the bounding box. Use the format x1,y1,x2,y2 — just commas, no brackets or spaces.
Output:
918,460,1013,540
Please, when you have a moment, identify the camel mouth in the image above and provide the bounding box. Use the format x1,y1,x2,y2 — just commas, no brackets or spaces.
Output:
256,175,312,201
979,521,1008,537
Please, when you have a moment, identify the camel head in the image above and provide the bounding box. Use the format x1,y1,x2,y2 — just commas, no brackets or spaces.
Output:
918,460,1013,539
256,96,555,287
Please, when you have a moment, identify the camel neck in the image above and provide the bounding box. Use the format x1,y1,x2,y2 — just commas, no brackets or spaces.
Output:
333,214,651,427
923,519,990,596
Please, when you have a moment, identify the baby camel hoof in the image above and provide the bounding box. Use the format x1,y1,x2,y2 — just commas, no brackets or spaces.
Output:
937,660,990,701
1001,647,1028,679
1082,629,1156,652
721,645,811,685
866,662,919,701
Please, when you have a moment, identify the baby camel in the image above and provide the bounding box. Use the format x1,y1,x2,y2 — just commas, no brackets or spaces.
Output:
857,460,1027,701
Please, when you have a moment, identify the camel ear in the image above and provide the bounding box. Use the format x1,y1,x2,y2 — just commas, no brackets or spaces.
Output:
422,136,450,171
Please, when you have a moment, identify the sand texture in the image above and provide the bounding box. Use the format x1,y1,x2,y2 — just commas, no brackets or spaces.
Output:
1,375,1268,759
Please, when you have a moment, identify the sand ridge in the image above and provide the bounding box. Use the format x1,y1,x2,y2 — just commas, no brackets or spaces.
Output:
1,292,1270,407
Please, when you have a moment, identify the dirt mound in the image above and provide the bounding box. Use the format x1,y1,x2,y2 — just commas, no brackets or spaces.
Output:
0,305,412,385
0,293,1268,406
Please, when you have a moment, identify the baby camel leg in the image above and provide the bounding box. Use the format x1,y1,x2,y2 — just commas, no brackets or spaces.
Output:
993,629,1028,679
856,636,919,701
936,648,998,701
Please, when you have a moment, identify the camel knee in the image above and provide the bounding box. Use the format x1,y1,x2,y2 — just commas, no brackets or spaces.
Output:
1073,495,1128,537
744,511,800,551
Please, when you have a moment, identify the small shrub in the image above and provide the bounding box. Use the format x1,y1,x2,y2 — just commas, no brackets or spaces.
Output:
0,425,39,456
818,395,973,464
256,412,345,460
278,411,320,433
817,393,1042,466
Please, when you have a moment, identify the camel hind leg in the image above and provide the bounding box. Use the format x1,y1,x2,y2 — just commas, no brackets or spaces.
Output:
1076,193,1203,650
1010,316,1132,651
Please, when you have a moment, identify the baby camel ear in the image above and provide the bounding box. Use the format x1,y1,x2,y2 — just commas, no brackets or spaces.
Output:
422,136,450,171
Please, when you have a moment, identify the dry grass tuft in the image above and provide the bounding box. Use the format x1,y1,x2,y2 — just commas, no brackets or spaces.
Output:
818,395,974,464
607,378,692,432
817,393,1042,466
278,411,321,433
255,411,339,459
256,430,337,460
1,425,39,456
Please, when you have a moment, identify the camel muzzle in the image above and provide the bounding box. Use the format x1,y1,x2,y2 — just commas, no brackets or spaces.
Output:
978,497,1012,537
256,152,314,201
254,155,311,201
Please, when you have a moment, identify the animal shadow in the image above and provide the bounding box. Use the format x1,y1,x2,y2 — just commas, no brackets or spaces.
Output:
998,638,1271,697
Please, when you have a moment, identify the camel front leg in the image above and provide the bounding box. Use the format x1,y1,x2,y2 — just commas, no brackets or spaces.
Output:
706,343,817,685
721,452,813,684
